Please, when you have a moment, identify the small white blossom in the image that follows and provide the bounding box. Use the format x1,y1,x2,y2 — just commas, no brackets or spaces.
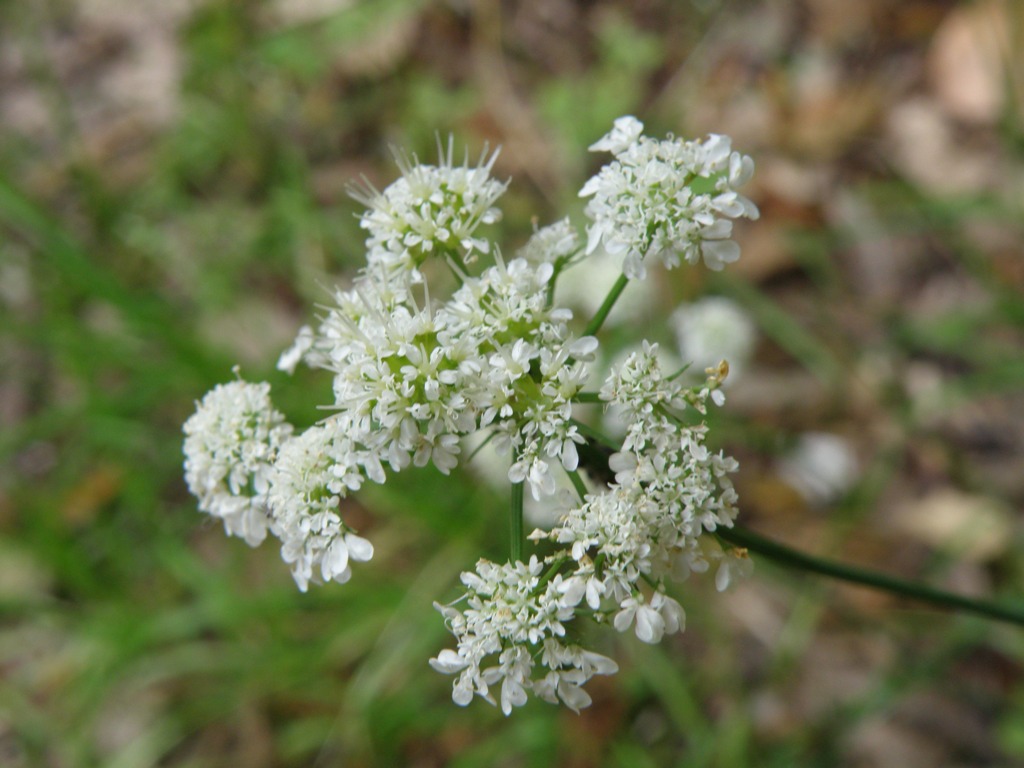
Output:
267,420,374,591
588,115,644,154
276,324,315,374
778,432,859,505
671,297,756,384
183,380,293,546
431,557,618,715
350,138,508,277
517,217,580,266
580,118,758,279
184,125,752,716
713,547,754,592
439,257,594,500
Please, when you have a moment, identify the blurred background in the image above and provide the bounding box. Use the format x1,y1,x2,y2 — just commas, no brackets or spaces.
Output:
3,0,1024,765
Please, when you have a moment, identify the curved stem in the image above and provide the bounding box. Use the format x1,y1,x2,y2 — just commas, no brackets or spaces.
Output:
569,418,619,451
564,468,588,502
718,525,1024,627
584,274,629,337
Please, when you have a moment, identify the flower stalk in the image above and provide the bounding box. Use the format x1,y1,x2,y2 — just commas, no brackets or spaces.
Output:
718,525,1024,627
510,479,524,562
583,273,629,337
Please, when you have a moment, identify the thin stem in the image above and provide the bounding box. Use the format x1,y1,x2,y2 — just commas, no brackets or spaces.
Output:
569,418,619,451
534,555,569,595
466,430,496,463
583,274,630,337
510,480,524,563
564,468,588,502
718,525,1024,628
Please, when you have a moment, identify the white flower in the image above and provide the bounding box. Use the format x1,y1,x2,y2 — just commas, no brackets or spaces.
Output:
778,432,859,505
713,547,753,592
320,276,475,478
580,119,758,279
183,380,293,546
350,138,508,276
517,217,580,266
534,642,619,713
588,115,644,154
184,125,754,715
613,595,664,643
439,257,593,500
671,296,756,385
430,557,617,715
267,420,374,591
613,592,685,643
276,324,315,374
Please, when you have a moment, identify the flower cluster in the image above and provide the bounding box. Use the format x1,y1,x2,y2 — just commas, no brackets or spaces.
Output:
430,557,619,715
580,115,759,279
350,138,508,281
183,380,293,547
431,346,745,714
182,117,756,715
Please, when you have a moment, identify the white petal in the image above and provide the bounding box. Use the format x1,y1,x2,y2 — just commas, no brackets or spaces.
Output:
701,239,741,270
613,605,635,633
584,221,606,254
556,577,586,607
560,439,579,471
500,678,528,716
635,605,665,644
429,649,469,674
321,538,349,580
452,678,474,706
588,115,644,154
568,335,599,360
581,650,619,676
558,682,592,713
716,561,733,592
345,533,374,562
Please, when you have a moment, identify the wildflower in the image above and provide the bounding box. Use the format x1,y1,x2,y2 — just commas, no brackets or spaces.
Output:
580,118,758,279
267,420,374,591
183,119,754,716
671,296,757,384
613,592,685,644
778,432,859,505
350,138,508,278
440,256,596,500
430,557,618,715
182,380,293,546
588,115,644,154
713,547,754,592
319,276,475,478
517,217,580,266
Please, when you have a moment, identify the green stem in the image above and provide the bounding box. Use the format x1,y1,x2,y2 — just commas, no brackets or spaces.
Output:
718,525,1024,627
510,480,524,563
570,418,619,451
564,468,589,502
534,555,569,594
583,274,630,337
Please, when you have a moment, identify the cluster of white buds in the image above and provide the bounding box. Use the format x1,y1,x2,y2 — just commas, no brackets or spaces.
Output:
183,117,757,714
